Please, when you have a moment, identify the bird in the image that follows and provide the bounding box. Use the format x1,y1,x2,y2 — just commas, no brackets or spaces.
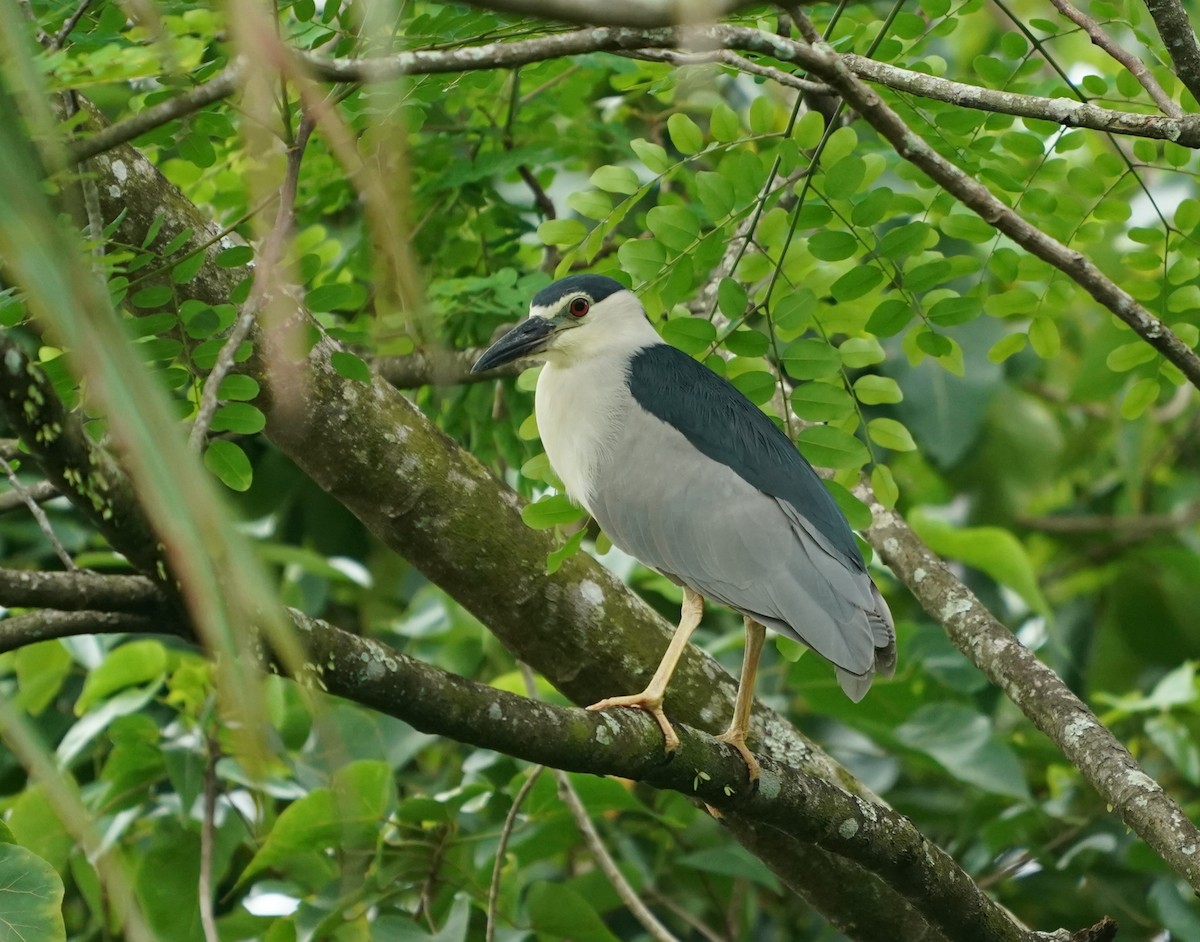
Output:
472,274,895,781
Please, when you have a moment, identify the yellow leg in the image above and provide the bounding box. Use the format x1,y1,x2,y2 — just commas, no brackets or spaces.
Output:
587,586,704,753
715,618,766,783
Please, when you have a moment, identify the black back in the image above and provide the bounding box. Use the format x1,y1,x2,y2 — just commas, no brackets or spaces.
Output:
627,344,864,567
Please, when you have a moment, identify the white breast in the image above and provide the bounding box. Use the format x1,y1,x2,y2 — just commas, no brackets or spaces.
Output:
535,354,633,515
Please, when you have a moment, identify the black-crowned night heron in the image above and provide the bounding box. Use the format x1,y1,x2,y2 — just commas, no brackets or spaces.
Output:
473,274,895,780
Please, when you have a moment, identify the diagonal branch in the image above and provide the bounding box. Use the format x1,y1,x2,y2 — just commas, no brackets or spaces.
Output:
0,595,1050,942
1049,0,1181,117
861,488,1200,893
1143,0,1200,104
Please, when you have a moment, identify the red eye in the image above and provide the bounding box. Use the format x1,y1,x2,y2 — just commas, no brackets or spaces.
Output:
568,297,590,318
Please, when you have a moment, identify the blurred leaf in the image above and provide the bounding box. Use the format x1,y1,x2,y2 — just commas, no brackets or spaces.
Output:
894,704,1030,799
0,843,65,942
909,511,1048,614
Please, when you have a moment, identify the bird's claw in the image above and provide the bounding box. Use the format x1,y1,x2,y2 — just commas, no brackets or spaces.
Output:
715,730,762,786
587,692,681,754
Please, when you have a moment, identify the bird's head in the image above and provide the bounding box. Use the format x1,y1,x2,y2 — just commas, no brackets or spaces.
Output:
471,274,656,373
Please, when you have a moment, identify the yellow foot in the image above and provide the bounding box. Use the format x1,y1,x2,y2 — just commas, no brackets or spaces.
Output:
587,692,680,753
715,730,761,785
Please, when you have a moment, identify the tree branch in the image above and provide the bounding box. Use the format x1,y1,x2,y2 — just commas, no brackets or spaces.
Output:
1048,0,1181,117
861,489,1200,894
1143,0,1200,104
0,567,164,614
0,591,1044,942
68,24,1200,167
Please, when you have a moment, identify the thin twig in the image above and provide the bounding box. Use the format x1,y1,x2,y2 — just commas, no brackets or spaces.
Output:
1047,0,1181,117
188,112,314,449
518,664,683,942
485,764,544,942
50,0,93,51
0,479,59,513
198,734,220,942
0,456,74,569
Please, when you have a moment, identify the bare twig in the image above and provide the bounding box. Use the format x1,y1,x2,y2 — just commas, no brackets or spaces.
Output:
1018,501,1200,536
555,769,684,942
50,0,93,51
0,479,59,513
0,456,75,569
69,25,1200,171
188,112,314,449
1143,0,1200,104
485,765,545,942
519,663,682,942
840,51,1198,144
70,63,244,162
198,735,220,942
1048,0,1181,117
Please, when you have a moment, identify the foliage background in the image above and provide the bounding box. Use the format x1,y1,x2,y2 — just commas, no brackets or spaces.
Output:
1,0,1199,940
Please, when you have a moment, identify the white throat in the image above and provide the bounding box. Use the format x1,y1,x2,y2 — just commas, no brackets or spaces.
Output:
533,295,661,512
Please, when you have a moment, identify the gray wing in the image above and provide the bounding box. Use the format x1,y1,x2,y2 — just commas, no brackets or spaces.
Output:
590,403,894,701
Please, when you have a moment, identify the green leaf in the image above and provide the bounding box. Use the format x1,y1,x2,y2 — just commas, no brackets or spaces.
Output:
678,844,781,891
130,285,173,308
710,102,740,142
808,230,858,262
824,155,866,200
987,332,1027,363
15,641,72,716
790,382,854,421
566,189,611,220
895,704,1030,799
662,316,716,355
1106,341,1157,372
521,493,586,529
210,402,266,435
646,206,698,251
867,417,917,451
853,374,902,405
76,640,167,714
214,245,253,268
879,222,931,258
866,298,913,336
630,138,670,173
617,238,666,281
796,426,870,470
839,337,885,367
910,510,1048,613
203,439,253,491
307,281,367,313
0,844,65,942
870,463,899,508
830,267,883,302
730,370,776,405
590,165,641,195
781,338,841,380
526,883,622,942
1121,377,1160,419
696,171,734,218
217,373,260,401
538,219,587,247
724,329,768,358
667,112,704,155
331,350,372,383
1028,316,1061,358
716,278,747,320
546,527,586,574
